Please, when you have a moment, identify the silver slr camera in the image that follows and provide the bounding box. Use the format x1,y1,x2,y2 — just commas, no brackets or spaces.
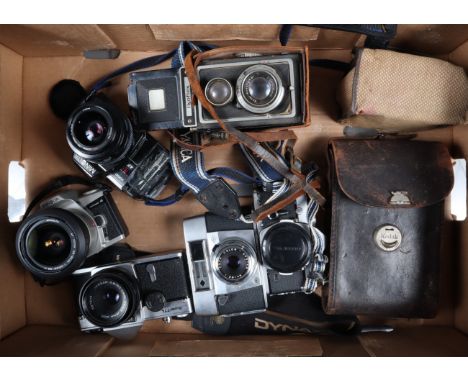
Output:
183,213,269,317
15,188,128,284
74,248,192,339
127,52,305,131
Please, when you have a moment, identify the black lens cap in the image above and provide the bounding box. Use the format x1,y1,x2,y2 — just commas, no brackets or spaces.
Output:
262,223,312,273
49,79,87,120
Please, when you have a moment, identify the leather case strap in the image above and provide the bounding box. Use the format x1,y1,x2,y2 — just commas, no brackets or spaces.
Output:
183,48,325,221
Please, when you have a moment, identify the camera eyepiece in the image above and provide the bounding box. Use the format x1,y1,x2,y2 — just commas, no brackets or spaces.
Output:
79,272,139,328
16,208,90,283
262,222,313,273
236,64,285,114
67,98,134,166
213,239,256,282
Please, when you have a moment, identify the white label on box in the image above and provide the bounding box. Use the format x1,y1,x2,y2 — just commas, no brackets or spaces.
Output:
8,161,26,223
450,159,467,221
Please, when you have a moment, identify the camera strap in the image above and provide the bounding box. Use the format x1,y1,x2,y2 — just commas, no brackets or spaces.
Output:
240,144,327,293
170,130,261,219
183,49,326,222
22,175,111,220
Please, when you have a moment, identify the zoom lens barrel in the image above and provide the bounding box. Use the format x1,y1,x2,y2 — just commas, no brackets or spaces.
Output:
79,272,139,328
15,208,90,284
67,97,134,167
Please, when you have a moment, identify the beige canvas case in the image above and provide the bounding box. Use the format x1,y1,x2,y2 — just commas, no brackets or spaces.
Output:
338,48,468,132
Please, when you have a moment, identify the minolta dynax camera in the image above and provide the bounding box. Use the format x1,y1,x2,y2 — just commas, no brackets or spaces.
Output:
127,52,304,131
73,247,192,340
15,188,128,284
254,189,317,295
183,213,269,317
66,95,172,200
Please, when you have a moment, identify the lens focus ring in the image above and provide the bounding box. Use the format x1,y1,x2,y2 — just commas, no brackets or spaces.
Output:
80,272,139,328
236,64,285,114
15,208,90,284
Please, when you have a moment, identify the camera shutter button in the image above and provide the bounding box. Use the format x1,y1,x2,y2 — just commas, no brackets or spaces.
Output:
145,292,166,312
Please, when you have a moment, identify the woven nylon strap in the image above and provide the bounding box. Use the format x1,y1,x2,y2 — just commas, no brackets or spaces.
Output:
183,50,326,222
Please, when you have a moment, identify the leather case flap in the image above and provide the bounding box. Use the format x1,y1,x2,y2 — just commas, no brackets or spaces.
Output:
330,139,454,208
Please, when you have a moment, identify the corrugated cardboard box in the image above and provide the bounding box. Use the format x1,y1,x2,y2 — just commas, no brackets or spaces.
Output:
0,24,468,356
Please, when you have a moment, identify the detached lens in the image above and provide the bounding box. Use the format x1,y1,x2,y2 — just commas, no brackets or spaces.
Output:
80,272,139,328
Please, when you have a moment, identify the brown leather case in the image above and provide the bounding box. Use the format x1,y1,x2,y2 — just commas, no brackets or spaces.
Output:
323,139,454,318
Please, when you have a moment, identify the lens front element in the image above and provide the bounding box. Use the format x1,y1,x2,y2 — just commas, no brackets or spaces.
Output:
73,111,109,148
26,223,72,268
236,64,284,114
213,239,256,282
205,78,233,107
80,272,138,328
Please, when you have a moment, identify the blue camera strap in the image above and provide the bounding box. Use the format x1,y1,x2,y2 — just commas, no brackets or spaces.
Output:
170,130,260,219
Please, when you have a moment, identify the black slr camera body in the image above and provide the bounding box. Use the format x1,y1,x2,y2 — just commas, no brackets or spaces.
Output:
127,52,305,131
15,188,128,284
73,248,192,339
66,96,172,200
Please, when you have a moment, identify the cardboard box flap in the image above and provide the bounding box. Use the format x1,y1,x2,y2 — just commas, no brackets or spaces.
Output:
0,325,113,356
149,333,323,356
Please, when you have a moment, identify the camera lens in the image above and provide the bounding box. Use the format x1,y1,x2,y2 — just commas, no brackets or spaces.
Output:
236,64,285,114
205,78,233,107
26,223,71,267
262,223,313,273
214,239,256,282
80,272,139,328
16,208,91,284
74,111,108,147
67,98,134,166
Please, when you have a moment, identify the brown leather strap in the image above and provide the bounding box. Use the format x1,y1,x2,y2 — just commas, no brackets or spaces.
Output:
167,129,299,151
183,50,326,219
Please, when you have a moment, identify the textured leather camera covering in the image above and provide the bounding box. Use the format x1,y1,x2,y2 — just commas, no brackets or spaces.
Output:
324,139,454,318
331,139,454,208
192,45,310,130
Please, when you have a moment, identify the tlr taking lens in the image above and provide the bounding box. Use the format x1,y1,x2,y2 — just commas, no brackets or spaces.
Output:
236,64,285,114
